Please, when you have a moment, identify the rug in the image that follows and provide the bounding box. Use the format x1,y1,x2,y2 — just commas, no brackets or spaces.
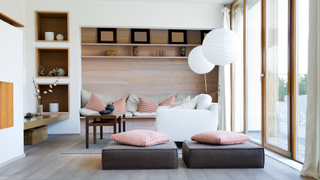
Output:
62,134,182,154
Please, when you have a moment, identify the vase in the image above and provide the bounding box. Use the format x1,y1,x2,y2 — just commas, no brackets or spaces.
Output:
37,104,43,115
133,46,138,56
181,46,186,57
45,32,54,40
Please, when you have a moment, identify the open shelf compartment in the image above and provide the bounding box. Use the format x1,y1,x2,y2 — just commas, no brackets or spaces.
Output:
38,83,69,112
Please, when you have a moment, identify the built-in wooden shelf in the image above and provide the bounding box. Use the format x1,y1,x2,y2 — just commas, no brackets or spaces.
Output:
0,12,24,27
35,11,69,42
37,83,69,113
24,112,69,130
36,47,69,78
81,56,188,59
81,43,200,47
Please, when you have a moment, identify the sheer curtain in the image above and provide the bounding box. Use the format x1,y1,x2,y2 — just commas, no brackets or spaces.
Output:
219,7,231,131
300,0,320,179
232,6,244,132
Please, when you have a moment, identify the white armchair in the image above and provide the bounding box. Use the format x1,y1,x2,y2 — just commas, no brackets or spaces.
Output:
156,103,218,142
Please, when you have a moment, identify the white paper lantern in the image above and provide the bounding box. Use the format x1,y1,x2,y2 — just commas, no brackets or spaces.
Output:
188,46,215,74
202,28,240,66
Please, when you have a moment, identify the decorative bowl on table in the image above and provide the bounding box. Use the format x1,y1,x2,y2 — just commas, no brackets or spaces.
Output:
105,103,114,112
99,110,111,115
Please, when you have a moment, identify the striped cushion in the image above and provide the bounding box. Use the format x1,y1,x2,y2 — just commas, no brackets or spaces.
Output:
191,131,250,145
111,130,170,147
84,93,106,112
113,96,127,113
159,95,176,106
138,97,159,112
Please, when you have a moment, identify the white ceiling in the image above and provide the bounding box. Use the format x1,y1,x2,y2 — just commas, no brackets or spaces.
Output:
84,0,234,5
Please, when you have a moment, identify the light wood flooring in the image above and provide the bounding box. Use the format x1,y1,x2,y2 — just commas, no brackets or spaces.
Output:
0,134,314,180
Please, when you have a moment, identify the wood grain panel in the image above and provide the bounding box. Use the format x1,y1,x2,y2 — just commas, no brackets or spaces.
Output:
0,81,14,129
81,27,219,96
0,12,24,27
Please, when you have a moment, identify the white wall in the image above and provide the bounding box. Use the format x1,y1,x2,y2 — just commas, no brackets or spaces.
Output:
0,20,24,167
25,0,223,134
0,0,25,24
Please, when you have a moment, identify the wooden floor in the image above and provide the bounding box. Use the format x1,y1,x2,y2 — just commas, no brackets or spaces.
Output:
0,134,314,180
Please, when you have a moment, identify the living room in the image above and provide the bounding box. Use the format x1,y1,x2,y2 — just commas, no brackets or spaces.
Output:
0,0,319,179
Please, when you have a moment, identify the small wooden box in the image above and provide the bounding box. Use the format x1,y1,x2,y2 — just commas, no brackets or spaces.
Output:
106,50,117,56
24,125,48,145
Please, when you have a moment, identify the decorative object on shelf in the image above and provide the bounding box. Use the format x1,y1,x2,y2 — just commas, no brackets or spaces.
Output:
24,112,33,119
201,30,211,44
168,29,187,44
49,103,59,112
106,50,117,56
133,46,138,56
47,68,65,76
32,77,60,114
99,110,111,115
97,28,117,43
162,50,166,57
131,29,150,44
38,66,45,76
188,46,215,93
181,46,186,56
105,102,115,113
56,34,64,41
45,32,54,40
202,28,240,66
156,50,160,56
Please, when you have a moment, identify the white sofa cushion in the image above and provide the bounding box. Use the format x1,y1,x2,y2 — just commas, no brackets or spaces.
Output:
81,89,128,108
171,96,198,109
126,93,174,112
176,94,198,102
132,112,156,116
196,94,212,110
170,96,190,108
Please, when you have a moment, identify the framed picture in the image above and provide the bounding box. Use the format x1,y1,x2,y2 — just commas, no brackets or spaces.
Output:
168,30,187,44
201,30,211,44
131,29,150,44
97,28,117,43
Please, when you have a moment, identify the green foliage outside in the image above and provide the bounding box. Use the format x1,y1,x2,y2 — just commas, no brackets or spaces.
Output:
278,74,307,101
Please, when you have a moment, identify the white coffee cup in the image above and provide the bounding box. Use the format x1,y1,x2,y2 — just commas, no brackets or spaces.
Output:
45,32,54,41
49,103,59,112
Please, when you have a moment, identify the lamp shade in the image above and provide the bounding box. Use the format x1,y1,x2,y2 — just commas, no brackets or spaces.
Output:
188,46,215,74
202,28,240,66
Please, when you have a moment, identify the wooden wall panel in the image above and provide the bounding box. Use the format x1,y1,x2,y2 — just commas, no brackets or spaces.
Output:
81,28,219,96
0,81,14,129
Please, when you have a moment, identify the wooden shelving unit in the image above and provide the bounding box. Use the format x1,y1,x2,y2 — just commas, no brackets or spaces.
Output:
35,11,69,42
36,47,69,78
0,12,24,27
37,83,69,112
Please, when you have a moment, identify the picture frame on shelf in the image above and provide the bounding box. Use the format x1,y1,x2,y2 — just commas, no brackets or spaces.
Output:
201,30,211,44
168,30,187,44
131,29,150,44
97,28,117,43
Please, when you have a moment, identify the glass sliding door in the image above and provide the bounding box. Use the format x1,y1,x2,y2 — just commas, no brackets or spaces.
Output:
265,0,289,152
246,0,262,144
295,0,309,162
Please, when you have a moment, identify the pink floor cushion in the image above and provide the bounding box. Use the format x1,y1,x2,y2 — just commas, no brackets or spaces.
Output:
191,130,250,145
84,93,106,112
111,130,170,147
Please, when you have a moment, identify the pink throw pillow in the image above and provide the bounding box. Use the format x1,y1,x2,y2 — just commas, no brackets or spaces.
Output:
113,96,127,113
212,92,218,103
111,130,170,147
159,95,176,106
84,93,106,112
191,131,250,145
138,97,159,112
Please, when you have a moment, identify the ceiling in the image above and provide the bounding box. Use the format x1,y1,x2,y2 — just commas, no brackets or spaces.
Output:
83,0,234,5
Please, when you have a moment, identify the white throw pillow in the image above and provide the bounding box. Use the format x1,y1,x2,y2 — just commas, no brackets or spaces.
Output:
196,94,212,110
170,96,190,108
172,96,198,109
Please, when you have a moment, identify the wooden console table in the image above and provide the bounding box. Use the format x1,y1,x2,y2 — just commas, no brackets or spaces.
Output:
24,112,69,130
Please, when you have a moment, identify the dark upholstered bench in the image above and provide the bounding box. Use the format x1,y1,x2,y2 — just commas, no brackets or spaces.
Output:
102,140,178,170
182,140,264,168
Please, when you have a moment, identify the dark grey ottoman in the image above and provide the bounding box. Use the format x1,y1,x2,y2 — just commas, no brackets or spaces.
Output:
182,141,264,168
102,140,178,170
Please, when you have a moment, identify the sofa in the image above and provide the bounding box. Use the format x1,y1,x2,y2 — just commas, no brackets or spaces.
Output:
156,95,219,142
